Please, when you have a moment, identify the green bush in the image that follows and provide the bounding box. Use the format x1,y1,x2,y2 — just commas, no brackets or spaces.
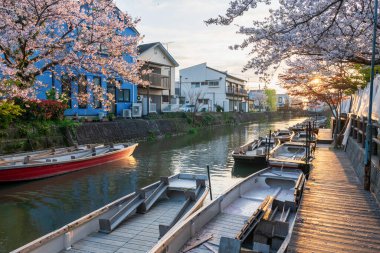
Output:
17,125,32,138
215,104,224,112
147,131,157,141
188,128,198,134
0,100,24,128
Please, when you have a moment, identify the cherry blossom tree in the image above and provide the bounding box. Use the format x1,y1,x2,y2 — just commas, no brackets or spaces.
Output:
0,0,146,102
206,0,378,76
279,60,365,144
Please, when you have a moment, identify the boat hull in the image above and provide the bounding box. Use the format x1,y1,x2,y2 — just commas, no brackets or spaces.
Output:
232,154,267,164
0,144,138,183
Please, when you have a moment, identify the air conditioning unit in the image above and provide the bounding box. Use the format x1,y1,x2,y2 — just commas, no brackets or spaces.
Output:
98,112,105,119
132,103,142,118
122,109,132,118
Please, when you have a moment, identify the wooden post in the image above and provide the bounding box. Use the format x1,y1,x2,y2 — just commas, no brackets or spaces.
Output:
364,0,378,191
207,165,213,200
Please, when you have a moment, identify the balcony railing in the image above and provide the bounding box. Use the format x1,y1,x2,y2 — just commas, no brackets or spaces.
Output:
143,73,170,89
226,88,248,96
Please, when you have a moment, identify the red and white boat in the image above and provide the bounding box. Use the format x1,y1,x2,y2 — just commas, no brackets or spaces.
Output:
0,143,138,183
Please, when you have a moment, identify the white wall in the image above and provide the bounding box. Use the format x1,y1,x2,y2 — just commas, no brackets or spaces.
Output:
139,46,173,66
180,63,228,111
139,45,177,97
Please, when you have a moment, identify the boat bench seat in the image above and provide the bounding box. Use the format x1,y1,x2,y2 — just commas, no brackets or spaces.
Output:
241,187,281,202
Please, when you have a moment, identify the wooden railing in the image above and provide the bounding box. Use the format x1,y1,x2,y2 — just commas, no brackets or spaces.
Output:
349,114,379,158
142,73,170,89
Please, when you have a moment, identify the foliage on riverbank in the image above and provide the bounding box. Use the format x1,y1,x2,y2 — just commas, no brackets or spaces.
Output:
1,111,308,154
0,98,68,129
0,120,80,154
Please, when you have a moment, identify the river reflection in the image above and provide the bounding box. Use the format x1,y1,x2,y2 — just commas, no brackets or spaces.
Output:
0,117,305,252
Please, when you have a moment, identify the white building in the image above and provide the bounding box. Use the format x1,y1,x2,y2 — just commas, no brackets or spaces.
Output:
179,63,248,112
248,89,267,111
276,94,290,110
138,42,179,114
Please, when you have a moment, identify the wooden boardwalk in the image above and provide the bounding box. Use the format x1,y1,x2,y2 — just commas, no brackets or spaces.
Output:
288,146,380,253
317,129,333,144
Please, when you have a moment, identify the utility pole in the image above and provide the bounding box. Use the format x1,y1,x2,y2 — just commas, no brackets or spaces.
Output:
179,75,182,104
364,0,378,191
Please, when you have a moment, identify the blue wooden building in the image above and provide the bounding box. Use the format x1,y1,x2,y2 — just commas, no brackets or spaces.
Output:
34,27,139,118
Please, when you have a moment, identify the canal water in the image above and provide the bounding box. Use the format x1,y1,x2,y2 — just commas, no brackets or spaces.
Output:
0,117,306,252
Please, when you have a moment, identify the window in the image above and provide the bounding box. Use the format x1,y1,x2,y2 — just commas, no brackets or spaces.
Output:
93,76,102,108
117,89,131,102
61,75,72,108
201,82,207,86
151,66,161,74
208,81,219,87
78,75,88,108
162,95,169,103
191,82,200,88
198,99,209,104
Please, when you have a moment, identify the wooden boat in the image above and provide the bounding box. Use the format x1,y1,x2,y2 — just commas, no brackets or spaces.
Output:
11,173,209,253
288,123,307,132
273,130,295,143
232,137,278,164
150,167,306,253
269,142,314,176
292,131,318,144
0,143,138,182
289,120,320,134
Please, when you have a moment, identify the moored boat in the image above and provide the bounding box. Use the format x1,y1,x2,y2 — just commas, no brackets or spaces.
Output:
231,137,278,164
292,131,318,144
11,173,209,253
269,142,314,176
0,143,138,182
150,167,306,253
273,129,295,143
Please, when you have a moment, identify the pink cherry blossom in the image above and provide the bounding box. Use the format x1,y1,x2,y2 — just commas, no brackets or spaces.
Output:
0,0,145,102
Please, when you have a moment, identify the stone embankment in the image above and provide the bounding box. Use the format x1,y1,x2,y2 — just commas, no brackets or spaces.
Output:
0,111,305,154
75,111,299,144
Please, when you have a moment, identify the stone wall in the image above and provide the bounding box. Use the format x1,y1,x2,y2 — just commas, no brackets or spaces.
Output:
75,111,298,145
345,137,380,202
0,111,305,154
76,118,189,144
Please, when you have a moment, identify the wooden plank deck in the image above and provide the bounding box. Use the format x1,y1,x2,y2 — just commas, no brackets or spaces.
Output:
317,129,333,144
184,213,248,253
62,199,183,253
288,146,380,253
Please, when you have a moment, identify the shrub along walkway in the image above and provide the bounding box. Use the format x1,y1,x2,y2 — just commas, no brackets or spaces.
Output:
288,146,380,253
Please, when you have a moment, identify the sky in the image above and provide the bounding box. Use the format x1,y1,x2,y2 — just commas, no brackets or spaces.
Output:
115,0,285,92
